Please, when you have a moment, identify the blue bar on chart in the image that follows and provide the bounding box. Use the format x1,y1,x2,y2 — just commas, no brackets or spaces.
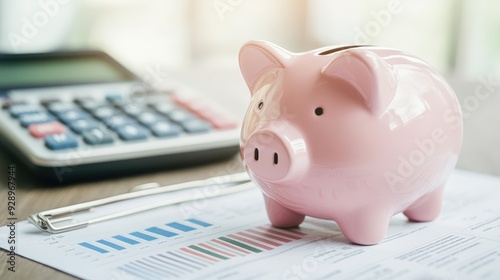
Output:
146,227,178,237
78,219,215,254
167,222,196,232
112,235,140,245
97,239,126,251
79,242,109,254
187,219,212,227
130,231,157,241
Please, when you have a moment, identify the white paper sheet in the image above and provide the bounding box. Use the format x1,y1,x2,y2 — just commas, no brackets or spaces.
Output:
1,169,500,279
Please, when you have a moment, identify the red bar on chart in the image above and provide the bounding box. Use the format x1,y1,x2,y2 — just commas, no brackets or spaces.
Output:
180,248,221,263
257,226,302,240
246,229,293,243
237,232,282,247
228,234,273,250
211,238,252,254
198,243,237,258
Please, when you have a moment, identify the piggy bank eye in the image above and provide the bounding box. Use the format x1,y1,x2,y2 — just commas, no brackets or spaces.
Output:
258,101,264,110
314,107,324,116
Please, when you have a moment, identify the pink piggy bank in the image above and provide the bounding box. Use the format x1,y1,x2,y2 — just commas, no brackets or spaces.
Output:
238,41,463,245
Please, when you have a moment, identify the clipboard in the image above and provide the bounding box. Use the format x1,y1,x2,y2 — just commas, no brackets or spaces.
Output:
28,172,252,233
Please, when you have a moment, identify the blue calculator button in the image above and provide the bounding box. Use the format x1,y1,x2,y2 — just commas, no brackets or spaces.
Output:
10,104,43,117
121,104,146,116
105,94,124,103
45,133,79,150
83,128,114,145
47,102,77,114
152,102,177,115
68,119,100,134
19,112,55,127
168,109,195,123
181,119,212,134
104,114,135,130
116,124,149,141
40,98,61,106
92,106,119,120
56,109,90,124
75,98,102,110
137,111,164,126
149,121,181,137
2,100,26,110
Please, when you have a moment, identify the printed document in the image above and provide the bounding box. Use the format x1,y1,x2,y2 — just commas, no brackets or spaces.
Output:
1,169,499,279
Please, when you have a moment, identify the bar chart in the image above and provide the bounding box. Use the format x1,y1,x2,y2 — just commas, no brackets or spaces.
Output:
78,219,213,254
116,224,307,279
74,212,308,279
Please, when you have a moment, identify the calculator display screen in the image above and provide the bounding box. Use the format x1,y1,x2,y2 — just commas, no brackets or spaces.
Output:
0,52,137,90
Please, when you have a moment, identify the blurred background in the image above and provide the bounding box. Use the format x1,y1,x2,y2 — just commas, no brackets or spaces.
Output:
0,0,499,175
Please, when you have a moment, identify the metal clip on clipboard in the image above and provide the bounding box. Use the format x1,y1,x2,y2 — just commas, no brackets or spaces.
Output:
28,172,252,234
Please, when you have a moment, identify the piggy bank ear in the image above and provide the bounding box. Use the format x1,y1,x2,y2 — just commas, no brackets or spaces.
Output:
323,49,397,116
239,41,287,93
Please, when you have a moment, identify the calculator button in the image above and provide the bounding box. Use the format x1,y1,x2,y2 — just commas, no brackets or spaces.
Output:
116,124,149,141
151,102,177,115
28,121,66,138
105,94,124,103
19,112,56,127
68,119,100,134
171,93,194,107
74,98,102,110
74,97,92,104
9,104,43,117
83,128,114,145
47,102,77,114
2,100,26,109
168,109,195,123
104,115,136,130
209,115,239,129
106,95,130,107
45,133,78,150
180,119,212,134
40,98,61,106
56,109,90,124
120,104,145,116
109,98,129,107
149,122,181,137
136,111,164,126
174,96,208,114
91,106,119,120
198,110,239,130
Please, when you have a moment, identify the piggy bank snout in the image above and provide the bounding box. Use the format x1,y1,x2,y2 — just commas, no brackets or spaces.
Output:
243,126,309,182
244,131,291,181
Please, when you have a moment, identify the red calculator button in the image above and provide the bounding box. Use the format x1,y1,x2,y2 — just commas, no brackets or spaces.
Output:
172,94,239,129
29,121,66,138
198,110,239,129
171,93,195,107
209,114,239,129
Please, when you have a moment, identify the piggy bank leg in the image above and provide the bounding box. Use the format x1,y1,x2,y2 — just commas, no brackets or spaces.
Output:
337,207,392,245
263,195,305,228
403,185,444,222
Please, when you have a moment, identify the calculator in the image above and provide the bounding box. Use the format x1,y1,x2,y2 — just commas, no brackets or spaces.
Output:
0,51,240,183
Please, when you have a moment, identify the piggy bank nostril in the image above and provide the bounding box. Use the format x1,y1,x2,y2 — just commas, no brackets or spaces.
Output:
254,148,259,161
273,152,279,165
